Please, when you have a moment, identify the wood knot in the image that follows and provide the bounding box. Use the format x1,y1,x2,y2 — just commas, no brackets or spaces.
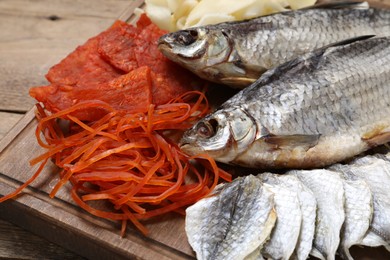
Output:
47,15,61,21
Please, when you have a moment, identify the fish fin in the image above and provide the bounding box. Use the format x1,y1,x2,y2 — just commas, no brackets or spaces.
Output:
247,35,375,92
321,35,376,49
362,127,390,147
304,1,369,10
220,77,256,88
301,35,376,69
264,134,320,149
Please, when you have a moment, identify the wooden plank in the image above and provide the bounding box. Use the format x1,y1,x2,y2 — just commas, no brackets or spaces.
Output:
0,112,23,140
0,0,130,113
0,218,84,259
0,108,35,153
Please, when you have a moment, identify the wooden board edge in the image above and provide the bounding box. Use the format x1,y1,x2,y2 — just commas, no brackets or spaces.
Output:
0,107,36,154
0,181,192,260
118,0,145,23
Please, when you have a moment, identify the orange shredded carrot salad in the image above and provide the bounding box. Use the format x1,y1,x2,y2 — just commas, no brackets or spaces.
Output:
1,91,231,236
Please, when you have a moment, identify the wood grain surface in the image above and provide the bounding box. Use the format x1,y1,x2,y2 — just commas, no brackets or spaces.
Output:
1,0,390,259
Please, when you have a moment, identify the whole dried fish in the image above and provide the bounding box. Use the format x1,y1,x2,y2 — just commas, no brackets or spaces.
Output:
158,1,390,88
185,152,390,260
180,36,390,169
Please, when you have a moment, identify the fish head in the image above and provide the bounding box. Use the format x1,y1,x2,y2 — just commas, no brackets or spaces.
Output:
158,28,234,80
180,107,257,163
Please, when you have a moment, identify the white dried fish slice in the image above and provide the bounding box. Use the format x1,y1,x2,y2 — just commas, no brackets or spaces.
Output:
256,174,302,260
339,156,390,248
335,169,373,260
275,174,317,260
291,169,345,260
185,175,276,260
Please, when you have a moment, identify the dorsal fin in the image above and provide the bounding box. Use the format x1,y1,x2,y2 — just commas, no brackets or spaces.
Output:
321,34,376,49
302,1,369,10
247,35,376,89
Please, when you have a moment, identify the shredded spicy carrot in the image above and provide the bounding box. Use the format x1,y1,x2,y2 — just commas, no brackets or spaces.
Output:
1,91,231,236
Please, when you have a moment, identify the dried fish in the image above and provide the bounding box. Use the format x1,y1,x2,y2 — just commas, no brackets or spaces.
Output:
159,2,390,88
180,36,390,169
257,174,302,259
330,155,390,252
292,169,345,260
185,175,276,260
185,153,390,259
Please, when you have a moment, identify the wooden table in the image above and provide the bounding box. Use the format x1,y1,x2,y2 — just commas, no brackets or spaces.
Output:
1,0,390,259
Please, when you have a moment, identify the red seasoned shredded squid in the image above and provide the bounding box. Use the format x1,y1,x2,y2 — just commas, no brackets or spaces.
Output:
1,91,231,236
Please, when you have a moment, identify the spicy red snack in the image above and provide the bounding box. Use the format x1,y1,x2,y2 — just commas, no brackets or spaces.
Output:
30,15,202,121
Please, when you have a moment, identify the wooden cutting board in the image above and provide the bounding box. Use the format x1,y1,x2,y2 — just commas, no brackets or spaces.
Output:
1,0,389,259
0,1,194,259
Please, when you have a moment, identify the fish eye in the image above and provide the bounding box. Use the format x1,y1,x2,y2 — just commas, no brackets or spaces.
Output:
189,30,198,38
176,30,198,46
196,119,218,138
221,30,228,38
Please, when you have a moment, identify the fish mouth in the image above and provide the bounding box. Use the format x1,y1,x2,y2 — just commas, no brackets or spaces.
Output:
159,42,206,60
158,35,173,51
158,42,172,55
158,32,207,60
158,34,173,46
158,35,177,56
179,141,205,157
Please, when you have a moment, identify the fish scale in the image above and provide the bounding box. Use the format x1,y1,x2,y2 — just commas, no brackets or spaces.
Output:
159,2,390,88
180,36,390,169
245,39,390,135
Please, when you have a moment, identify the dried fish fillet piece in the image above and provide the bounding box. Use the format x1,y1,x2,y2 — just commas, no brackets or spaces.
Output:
185,175,276,260
185,153,390,259
256,173,302,259
337,171,373,260
273,174,317,260
333,155,390,251
291,169,345,260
